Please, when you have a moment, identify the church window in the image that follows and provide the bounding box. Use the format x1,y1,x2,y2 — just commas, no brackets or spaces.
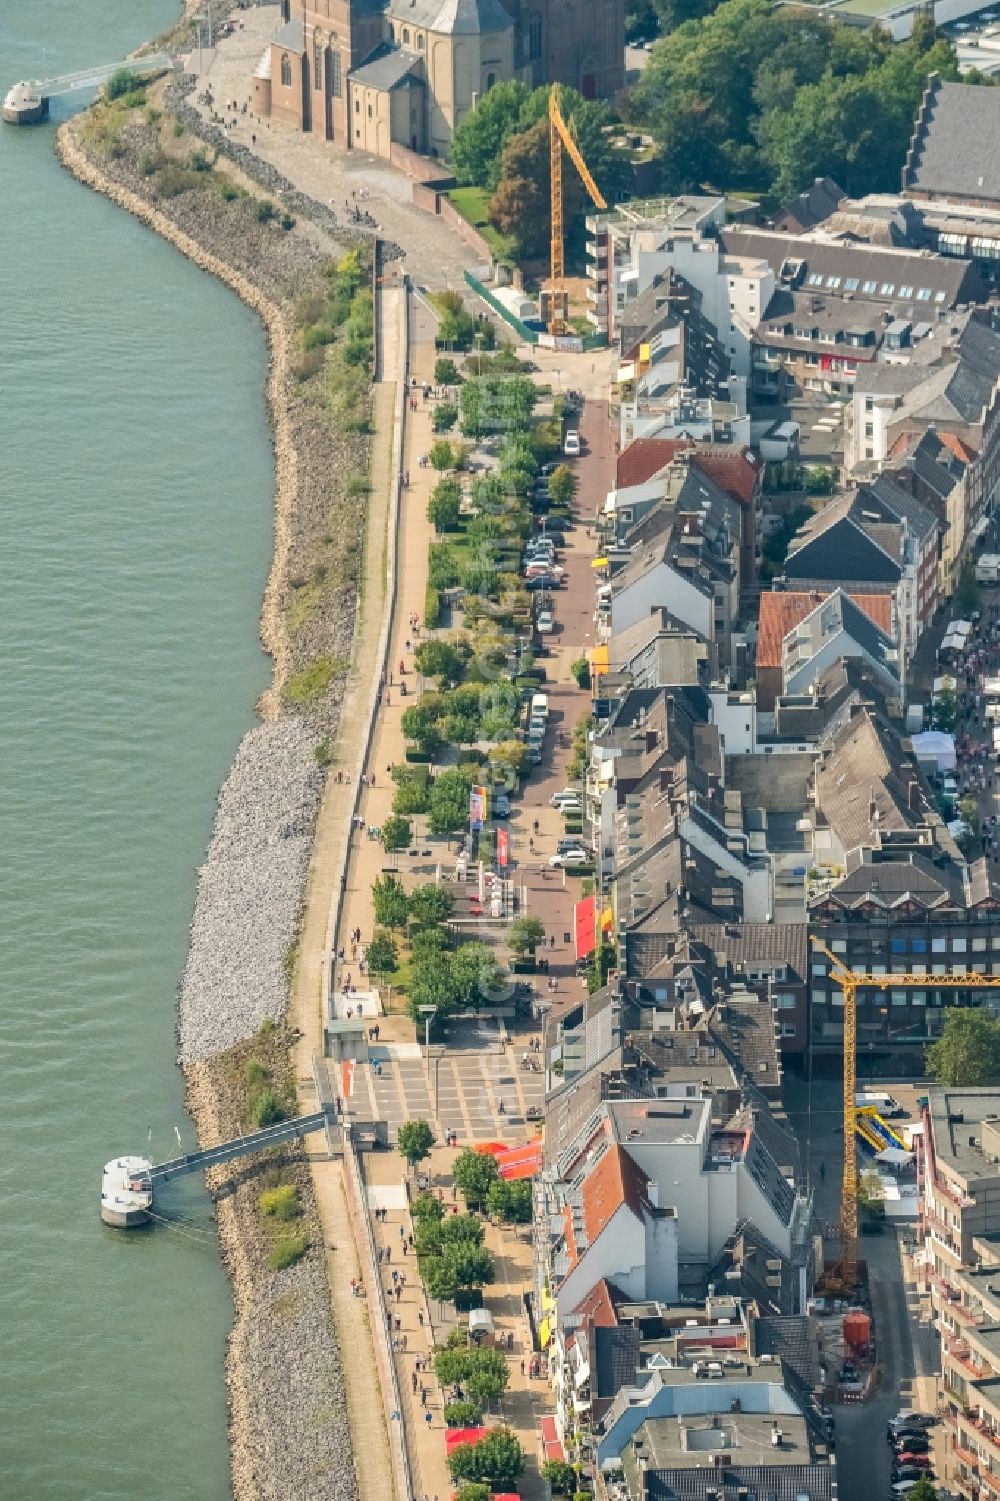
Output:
280,52,292,88
402,27,411,43
417,33,425,49
314,35,324,90
528,15,542,60
485,72,496,90
331,50,342,98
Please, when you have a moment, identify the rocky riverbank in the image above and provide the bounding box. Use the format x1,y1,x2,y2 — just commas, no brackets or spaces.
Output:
57,76,371,1501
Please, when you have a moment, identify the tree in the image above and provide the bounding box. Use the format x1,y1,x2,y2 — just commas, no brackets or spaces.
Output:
105,67,142,101
429,765,475,835
450,79,530,189
447,1428,525,1487
452,941,506,1005
927,1008,1000,1087
424,1255,460,1306
434,1343,509,1398
372,873,409,929
402,695,446,757
905,1479,938,1501
435,357,462,386
433,402,459,434
392,769,431,816
428,477,463,532
548,464,577,509
367,929,398,980
447,1405,485,1432
430,439,457,471
508,916,546,959
450,1242,496,1291
440,1212,486,1247
411,1190,445,1223
415,637,466,685
487,1177,533,1223
858,1167,886,1225
408,882,454,928
462,1345,508,1400
932,677,958,733
407,954,457,1024
380,814,412,853
453,1147,501,1209
397,1118,436,1168
543,1461,579,1495
488,119,550,257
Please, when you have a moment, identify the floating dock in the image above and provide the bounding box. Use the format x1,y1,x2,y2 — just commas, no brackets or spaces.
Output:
101,1107,337,1228
2,52,174,126
2,83,48,125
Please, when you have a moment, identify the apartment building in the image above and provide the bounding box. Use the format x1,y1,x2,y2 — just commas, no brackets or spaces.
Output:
585,199,774,378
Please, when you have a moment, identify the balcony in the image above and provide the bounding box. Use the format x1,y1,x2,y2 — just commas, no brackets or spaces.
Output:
586,287,608,309
753,350,782,371
946,1339,991,1381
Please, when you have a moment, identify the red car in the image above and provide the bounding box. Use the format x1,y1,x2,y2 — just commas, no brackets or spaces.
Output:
896,1453,932,1468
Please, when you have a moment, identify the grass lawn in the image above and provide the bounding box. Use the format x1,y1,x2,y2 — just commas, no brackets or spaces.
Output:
446,186,517,262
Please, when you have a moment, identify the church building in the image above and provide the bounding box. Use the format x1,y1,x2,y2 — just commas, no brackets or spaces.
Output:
250,0,624,162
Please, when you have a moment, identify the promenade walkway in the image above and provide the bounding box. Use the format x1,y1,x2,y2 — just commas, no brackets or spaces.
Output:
290,277,405,1501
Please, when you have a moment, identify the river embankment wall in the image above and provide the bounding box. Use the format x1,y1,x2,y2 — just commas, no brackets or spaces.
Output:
56,84,372,1501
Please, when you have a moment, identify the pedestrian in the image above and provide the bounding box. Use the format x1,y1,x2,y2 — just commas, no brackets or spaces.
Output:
418,1309,424,1326
412,1371,418,1393
424,1411,432,1429
420,1387,427,1407
520,1359,526,1376
251,132,256,146
400,1225,405,1240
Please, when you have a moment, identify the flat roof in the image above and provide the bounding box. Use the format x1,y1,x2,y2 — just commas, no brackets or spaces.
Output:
929,1087,1000,1183
635,1410,814,1470
609,1097,712,1146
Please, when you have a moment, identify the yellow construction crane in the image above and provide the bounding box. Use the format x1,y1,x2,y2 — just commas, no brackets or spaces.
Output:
811,938,1000,1290
548,86,607,335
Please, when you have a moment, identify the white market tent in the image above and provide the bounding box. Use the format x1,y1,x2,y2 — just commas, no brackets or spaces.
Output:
911,729,957,773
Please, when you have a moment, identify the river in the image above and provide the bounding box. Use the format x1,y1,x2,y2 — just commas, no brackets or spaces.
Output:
0,4,274,1496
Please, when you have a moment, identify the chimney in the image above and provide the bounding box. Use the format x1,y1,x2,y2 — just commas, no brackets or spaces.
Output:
647,1179,659,1208
908,779,920,812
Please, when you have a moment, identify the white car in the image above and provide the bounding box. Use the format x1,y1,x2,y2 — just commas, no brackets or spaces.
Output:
537,610,554,634
551,789,580,807
563,430,581,457
550,848,588,868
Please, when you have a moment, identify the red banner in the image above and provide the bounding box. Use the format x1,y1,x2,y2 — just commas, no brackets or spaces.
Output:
497,828,509,867
574,895,597,960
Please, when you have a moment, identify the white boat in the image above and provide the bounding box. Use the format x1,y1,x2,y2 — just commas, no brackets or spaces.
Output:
100,1155,153,1228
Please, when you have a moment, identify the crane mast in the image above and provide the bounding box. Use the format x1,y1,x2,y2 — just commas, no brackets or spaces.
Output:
547,87,607,335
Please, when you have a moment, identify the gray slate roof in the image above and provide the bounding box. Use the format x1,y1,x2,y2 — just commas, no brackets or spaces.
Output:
386,0,513,33
905,77,1000,203
349,43,424,91
273,17,304,49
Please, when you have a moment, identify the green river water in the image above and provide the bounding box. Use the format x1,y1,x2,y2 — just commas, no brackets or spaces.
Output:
0,5,275,1495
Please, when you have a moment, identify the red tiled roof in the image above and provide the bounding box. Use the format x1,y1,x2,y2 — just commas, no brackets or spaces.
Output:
756,590,893,668
939,431,978,464
615,437,689,490
690,447,760,506
573,1277,625,1330
582,1145,650,1244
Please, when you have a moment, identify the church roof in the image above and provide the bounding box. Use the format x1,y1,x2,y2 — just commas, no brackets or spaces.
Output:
350,43,425,91
386,0,514,34
272,17,305,51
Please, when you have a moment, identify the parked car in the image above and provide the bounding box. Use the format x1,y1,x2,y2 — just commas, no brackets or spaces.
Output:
892,1413,936,1430
525,575,553,592
551,789,580,807
549,848,588,868
493,794,510,818
557,838,586,854
537,610,554,634
563,430,581,456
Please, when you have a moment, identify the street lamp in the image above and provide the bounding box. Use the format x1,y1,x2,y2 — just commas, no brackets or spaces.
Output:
418,1004,437,1052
